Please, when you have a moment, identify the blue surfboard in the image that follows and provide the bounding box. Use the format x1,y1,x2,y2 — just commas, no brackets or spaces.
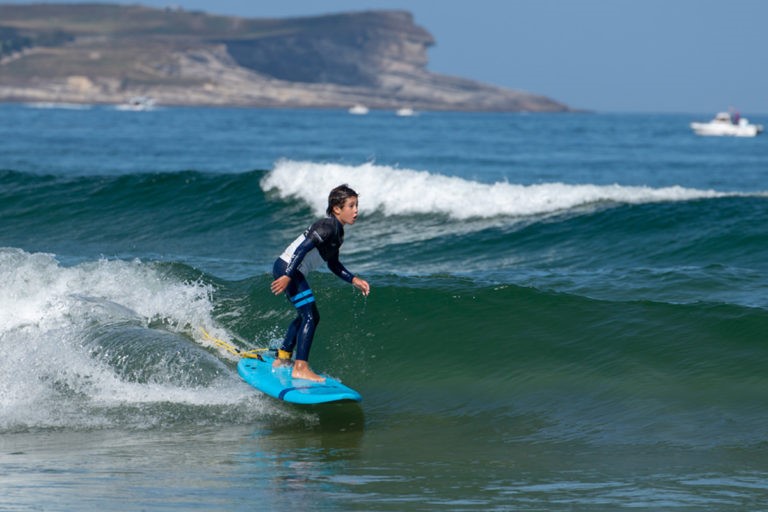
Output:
237,354,362,404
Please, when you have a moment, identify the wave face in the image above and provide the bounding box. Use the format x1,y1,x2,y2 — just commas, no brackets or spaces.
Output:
3,245,767,446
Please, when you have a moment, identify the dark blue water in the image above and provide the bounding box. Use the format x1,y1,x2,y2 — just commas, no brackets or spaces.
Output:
1,103,767,510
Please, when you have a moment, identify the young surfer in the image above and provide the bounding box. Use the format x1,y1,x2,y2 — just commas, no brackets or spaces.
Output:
270,184,370,382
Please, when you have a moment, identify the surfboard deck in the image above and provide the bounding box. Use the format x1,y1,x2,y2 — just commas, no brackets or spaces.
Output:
237,354,362,404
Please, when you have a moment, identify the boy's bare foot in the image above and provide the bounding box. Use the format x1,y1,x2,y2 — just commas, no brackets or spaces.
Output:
292,360,326,383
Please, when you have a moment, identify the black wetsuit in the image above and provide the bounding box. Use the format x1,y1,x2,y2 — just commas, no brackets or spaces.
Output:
272,216,355,361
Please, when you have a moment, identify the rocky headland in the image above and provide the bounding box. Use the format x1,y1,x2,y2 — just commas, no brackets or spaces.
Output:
0,4,570,111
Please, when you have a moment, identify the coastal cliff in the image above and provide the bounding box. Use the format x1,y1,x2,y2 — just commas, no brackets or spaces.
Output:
0,4,569,111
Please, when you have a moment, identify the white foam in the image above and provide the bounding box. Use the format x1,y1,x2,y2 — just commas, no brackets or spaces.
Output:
0,249,213,334
0,248,270,430
261,160,730,220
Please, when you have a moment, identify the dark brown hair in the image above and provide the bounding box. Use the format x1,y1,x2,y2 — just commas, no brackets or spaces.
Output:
326,184,358,215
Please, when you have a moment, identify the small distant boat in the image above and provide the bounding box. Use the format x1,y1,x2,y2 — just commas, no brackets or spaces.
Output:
690,111,763,137
395,107,415,117
348,104,369,115
115,96,156,111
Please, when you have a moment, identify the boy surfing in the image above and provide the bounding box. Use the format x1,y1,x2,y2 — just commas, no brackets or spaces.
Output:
270,184,370,382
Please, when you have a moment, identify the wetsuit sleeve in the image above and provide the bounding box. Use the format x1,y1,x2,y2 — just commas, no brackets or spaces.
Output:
283,236,316,278
327,256,355,284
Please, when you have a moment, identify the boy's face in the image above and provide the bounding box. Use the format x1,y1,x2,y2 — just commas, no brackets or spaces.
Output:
334,197,359,225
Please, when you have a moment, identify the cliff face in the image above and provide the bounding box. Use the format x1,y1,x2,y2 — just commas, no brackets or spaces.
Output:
221,11,434,87
0,4,569,112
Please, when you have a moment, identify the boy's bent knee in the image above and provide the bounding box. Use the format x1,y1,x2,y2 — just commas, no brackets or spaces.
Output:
299,304,320,325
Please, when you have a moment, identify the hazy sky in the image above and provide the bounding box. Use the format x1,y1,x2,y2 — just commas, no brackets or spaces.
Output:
6,0,767,113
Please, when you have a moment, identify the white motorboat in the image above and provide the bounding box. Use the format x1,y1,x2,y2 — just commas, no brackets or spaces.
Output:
348,104,369,115
395,107,415,117
690,112,763,137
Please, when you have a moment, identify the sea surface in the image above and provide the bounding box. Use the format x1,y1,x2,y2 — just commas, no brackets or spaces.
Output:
1,103,767,511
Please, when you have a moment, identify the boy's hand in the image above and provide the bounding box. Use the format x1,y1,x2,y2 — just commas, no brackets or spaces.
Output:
271,275,291,295
352,277,370,297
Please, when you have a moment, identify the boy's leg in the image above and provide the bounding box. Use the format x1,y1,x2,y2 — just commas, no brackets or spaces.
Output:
292,299,320,362
277,270,315,359
288,285,324,382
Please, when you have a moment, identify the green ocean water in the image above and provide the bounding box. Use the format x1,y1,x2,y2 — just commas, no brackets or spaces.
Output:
1,104,768,510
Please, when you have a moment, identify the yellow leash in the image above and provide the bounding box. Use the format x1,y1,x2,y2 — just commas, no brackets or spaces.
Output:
199,328,266,359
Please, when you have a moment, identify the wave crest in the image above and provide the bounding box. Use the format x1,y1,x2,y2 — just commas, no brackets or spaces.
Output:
261,160,730,220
